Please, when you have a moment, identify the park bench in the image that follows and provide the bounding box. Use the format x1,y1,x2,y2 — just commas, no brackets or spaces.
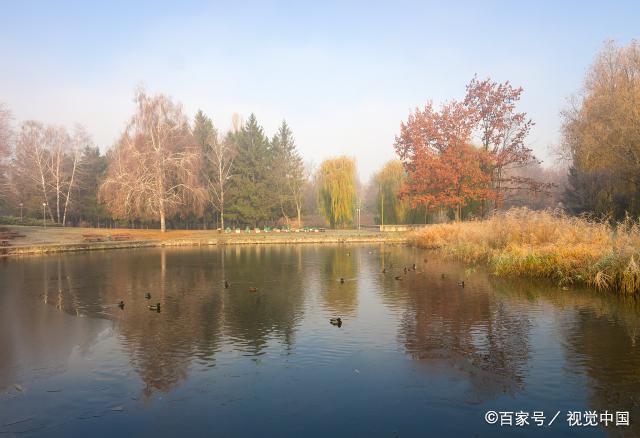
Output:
110,233,133,241
82,234,105,242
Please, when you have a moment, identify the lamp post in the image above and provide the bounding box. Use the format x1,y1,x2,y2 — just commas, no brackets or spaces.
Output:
19,203,23,222
42,202,47,229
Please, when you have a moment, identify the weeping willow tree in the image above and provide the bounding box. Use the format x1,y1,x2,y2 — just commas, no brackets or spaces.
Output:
317,156,356,228
373,160,409,224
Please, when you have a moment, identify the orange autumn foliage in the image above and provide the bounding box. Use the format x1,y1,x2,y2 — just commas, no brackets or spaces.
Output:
394,101,493,219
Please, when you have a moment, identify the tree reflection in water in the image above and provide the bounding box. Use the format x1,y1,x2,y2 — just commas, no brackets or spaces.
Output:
0,245,639,435
371,245,531,400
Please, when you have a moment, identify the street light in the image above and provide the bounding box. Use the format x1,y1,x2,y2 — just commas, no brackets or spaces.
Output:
19,203,23,222
42,202,47,229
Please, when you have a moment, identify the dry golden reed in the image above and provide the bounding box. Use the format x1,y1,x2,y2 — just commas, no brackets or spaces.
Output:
412,208,640,294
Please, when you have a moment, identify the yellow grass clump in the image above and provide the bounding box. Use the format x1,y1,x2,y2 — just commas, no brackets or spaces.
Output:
412,208,640,295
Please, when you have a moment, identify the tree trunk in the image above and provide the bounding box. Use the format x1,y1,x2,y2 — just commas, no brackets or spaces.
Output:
160,200,166,232
55,151,61,224
62,156,78,227
220,190,225,230
297,204,302,229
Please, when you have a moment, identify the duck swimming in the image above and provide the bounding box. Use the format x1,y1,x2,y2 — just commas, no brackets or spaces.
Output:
412,263,417,270
224,280,230,289
248,287,258,292
394,276,403,280
340,277,345,284
148,303,161,312
382,268,386,274
144,293,151,299
329,317,342,327
117,300,125,309
457,280,465,288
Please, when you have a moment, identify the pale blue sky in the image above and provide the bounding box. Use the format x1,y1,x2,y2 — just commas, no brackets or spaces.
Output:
1,1,638,178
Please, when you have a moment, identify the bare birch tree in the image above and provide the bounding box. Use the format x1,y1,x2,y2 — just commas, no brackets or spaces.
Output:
100,88,204,232
46,126,70,224
60,126,90,225
13,121,56,220
12,122,88,224
203,131,235,230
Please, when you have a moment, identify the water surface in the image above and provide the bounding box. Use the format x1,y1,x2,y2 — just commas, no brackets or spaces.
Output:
1,245,639,437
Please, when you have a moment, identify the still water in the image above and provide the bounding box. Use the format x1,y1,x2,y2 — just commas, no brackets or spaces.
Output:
1,245,639,437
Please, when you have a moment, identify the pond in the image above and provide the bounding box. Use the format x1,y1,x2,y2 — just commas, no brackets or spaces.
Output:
1,245,639,437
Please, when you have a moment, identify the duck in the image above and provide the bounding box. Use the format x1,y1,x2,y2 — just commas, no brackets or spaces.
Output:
144,293,151,299
117,300,125,309
248,287,258,292
148,303,161,312
394,276,403,281
329,317,342,327
457,280,465,288
403,267,408,274
340,277,345,284
381,268,386,274
224,280,230,289
412,263,417,270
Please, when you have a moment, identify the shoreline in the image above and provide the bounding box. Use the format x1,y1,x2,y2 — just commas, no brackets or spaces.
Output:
1,231,410,258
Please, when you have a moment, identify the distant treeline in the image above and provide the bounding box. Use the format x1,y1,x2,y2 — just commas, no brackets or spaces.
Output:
0,40,637,229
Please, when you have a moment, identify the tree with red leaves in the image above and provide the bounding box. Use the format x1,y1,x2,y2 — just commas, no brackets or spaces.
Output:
394,101,493,221
395,76,545,221
463,76,537,212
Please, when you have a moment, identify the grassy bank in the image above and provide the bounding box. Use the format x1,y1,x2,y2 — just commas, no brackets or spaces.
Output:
0,226,409,257
412,208,640,295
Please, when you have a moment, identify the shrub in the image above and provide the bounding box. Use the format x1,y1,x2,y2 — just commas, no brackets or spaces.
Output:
0,216,62,227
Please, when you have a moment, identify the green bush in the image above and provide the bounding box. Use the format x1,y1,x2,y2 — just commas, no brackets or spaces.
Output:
0,216,62,227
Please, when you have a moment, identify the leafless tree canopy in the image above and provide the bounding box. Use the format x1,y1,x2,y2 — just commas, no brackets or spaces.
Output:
9,120,88,224
202,131,236,230
100,88,205,231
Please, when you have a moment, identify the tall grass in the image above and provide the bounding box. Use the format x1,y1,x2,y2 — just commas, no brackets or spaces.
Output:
412,208,640,295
